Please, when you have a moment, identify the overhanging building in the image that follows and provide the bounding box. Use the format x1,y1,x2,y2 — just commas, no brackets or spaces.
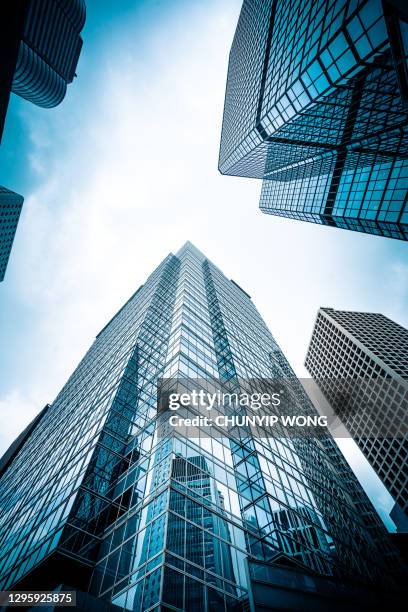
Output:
219,0,408,240
0,0,86,142
305,307,408,528
0,243,404,610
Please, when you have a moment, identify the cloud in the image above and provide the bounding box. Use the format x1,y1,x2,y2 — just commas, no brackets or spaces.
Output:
384,261,408,322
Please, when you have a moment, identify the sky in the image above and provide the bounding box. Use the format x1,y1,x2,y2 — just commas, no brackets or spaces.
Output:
0,0,407,530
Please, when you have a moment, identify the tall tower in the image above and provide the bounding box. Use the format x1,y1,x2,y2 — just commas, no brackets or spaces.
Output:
0,186,24,282
305,307,408,527
0,244,403,609
219,0,408,240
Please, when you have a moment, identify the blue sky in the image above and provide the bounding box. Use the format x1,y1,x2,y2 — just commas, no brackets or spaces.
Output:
0,0,407,530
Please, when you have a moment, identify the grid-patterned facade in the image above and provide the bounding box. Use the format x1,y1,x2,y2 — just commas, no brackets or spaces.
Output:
0,244,402,609
0,186,24,282
219,0,408,240
10,0,86,108
305,307,408,521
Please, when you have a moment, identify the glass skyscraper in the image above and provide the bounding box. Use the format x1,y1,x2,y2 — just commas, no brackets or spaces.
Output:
305,307,408,530
0,243,403,610
0,186,24,282
219,0,408,240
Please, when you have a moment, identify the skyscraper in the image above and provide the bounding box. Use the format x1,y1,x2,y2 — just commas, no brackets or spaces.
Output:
0,0,86,142
0,186,24,282
219,0,408,240
305,307,408,528
0,244,403,610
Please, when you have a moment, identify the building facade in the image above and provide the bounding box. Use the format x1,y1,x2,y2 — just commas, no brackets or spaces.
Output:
11,0,86,108
0,244,403,610
305,307,408,526
219,0,408,240
0,0,86,142
0,186,24,282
